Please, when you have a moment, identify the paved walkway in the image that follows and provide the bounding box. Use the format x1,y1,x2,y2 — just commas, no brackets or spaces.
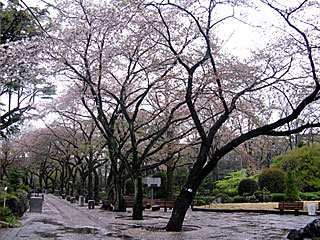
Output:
0,194,318,239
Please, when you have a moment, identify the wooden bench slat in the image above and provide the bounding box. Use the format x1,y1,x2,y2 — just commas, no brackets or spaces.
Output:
275,202,303,216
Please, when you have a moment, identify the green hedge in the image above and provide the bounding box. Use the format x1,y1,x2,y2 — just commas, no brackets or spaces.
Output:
270,193,286,202
299,192,320,201
233,196,247,203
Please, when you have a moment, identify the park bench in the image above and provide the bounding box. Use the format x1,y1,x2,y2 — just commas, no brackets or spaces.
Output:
101,199,113,211
70,196,76,203
160,201,175,212
275,202,303,216
88,200,95,209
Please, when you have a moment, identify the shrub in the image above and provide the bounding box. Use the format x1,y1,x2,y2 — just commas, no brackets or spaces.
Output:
215,169,252,196
253,188,271,202
285,168,299,202
18,184,31,193
238,179,259,196
246,195,258,203
233,196,247,203
8,168,22,192
299,192,320,201
258,168,286,193
270,193,286,202
204,196,216,204
0,206,12,221
211,189,220,196
196,199,205,206
0,206,20,227
215,193,231,203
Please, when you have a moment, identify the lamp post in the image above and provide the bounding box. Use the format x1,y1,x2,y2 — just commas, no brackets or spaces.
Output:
3,186,8,208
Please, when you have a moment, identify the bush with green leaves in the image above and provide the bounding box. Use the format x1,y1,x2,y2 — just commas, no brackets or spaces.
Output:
299,192,320,201
252,188,271,202
238,179,259,196
272,143,320,192
204,196,216,204
215,169,258,196
285,168,299,202
215,193,232,203
211,189,220,196
7,167,22,192
233,196,247,203
0,206,20,227
258,168,285,193
18,184,31,193
270,193,286,202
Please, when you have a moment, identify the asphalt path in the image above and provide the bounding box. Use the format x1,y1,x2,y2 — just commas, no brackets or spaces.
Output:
0,194,318,239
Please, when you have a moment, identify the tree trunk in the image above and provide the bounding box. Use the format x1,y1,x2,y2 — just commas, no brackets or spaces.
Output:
105,172,113,200
132,175,143,220
166,144,211,231
94,168,100,204
113,176,126,212
166,163,174,201
165,188,196,231
39,171,43,190
60,166,65,194
88,163,93,200
0,159,3,181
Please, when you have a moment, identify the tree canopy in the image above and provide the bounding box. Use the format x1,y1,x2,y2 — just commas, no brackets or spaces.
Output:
272,143,320,191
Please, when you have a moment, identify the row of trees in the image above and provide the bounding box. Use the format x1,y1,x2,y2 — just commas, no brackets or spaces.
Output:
1,0,319,231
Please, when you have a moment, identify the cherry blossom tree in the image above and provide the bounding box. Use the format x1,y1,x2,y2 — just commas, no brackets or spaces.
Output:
46,0,191,220
0,0,54,137
148,0,320,231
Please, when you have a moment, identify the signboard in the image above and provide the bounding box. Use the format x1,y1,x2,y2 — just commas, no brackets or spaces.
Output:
142,177,161,187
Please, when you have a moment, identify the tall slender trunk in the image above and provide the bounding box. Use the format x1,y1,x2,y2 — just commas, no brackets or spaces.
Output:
60,165,65,194
132,174,143,220
0,159,3,181
39,171,43,190
94,168,100,203
88,162,93,200
166,162,174,201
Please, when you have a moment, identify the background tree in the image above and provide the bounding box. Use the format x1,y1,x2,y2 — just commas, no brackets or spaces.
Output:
0,0,54,137
46,0,191,220
284,168,299,202
272,143,320,192
148,0,320,231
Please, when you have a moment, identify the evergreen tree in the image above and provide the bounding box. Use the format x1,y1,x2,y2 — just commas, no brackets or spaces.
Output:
285,168,299,202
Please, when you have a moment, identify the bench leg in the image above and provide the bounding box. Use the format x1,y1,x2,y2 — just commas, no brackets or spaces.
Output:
280,209,284,215
294,210,299,216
